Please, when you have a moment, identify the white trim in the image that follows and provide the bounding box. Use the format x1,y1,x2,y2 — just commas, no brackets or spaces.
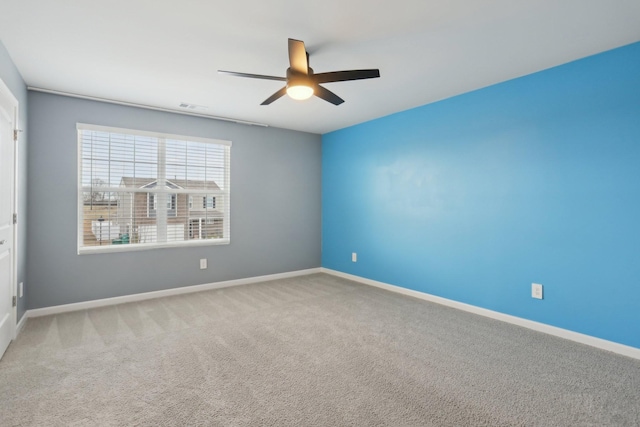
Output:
11,94,18,340
0,78,18,110
77,128,84,252
78,236,230,255
15,312,27,336
12,104,18,340
21,267,638,360
321,268,640,361
77,123,232,147
0,77,18,343
30,86,268,128
25,268,322,318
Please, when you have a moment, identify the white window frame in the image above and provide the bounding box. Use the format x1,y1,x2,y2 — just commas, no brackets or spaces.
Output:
77,123,231,254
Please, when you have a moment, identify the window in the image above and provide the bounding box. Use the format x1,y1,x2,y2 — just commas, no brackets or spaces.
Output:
144,181,178,218
203,196,216,209
78,123,231,253
147,193,176,217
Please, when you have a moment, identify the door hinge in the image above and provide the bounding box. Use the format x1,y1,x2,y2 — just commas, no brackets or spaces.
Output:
12,296,17,307
13,129,19,142
13,213,17,224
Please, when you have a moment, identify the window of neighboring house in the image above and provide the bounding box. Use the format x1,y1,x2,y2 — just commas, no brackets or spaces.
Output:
203,196,216,209
147,193,177,217
77,123,231,253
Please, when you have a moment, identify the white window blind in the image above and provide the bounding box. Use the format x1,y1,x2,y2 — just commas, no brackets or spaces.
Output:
77,123,231,253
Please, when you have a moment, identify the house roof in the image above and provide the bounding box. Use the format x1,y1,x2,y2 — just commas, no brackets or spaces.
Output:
119,177,221,191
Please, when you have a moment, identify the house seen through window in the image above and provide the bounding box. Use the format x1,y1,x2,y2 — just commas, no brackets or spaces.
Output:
78,123,231,253
204,196,216,209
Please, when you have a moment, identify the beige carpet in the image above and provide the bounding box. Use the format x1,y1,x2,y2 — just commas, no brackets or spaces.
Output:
1,273,639,426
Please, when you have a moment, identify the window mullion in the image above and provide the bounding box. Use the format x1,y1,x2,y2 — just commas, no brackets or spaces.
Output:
224,145,231,238
156,137,168,243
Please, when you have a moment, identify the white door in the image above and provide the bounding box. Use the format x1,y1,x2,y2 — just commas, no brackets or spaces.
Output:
0,80,17,359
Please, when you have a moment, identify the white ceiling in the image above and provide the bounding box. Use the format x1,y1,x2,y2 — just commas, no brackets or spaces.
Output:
1,1,639,134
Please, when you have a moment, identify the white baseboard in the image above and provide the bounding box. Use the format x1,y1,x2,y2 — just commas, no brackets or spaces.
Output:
20,266,640,361
26,268,322,319
321,268,640,361
15,312,28,337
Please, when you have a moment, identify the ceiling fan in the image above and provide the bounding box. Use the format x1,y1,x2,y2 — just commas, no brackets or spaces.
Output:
218,38,380,106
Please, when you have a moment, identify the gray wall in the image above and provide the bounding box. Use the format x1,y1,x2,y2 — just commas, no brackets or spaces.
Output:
0,41,28,321
27,91,321,309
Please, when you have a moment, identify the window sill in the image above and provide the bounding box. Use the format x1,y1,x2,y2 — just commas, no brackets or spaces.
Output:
78,238,230,255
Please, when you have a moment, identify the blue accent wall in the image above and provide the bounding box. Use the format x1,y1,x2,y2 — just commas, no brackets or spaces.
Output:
322,42,640,349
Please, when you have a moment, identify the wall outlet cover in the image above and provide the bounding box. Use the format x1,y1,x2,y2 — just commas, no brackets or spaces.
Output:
532,283,543,300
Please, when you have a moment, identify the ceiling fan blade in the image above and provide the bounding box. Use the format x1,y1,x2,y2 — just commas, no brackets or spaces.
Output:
288,38,308,74
314,69,380,84
261,87,288,105
218,70,286,82
314,85,344,105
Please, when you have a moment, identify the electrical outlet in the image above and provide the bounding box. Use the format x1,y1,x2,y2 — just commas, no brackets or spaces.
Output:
532,283,543,300
19,282,23,298
352,252,357,262
200,258,207,270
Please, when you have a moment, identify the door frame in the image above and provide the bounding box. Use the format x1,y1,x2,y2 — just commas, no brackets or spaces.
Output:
0,77,19,340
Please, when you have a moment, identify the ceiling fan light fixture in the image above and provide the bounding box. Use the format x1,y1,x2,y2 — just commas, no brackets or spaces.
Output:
285,68,314,101
286,84,314,100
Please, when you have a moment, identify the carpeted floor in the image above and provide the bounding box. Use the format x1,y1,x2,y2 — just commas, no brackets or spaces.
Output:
1,273,639,426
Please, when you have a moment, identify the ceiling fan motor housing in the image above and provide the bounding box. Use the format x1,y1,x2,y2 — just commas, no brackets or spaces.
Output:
286,67,314,90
